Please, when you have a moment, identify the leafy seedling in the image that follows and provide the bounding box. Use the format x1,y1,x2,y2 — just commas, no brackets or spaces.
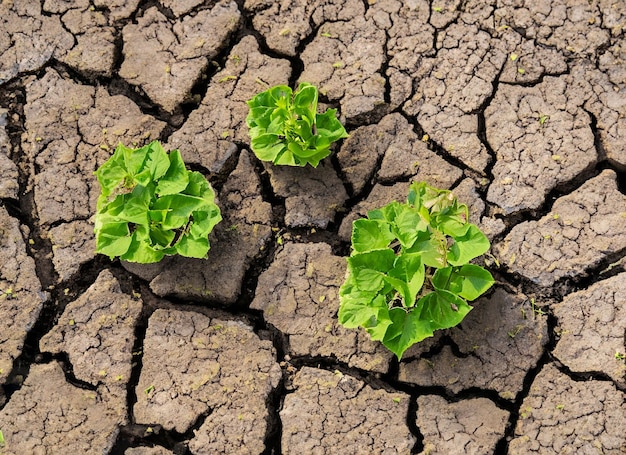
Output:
94,141,221,263
246,82,348,167
339,182,494,359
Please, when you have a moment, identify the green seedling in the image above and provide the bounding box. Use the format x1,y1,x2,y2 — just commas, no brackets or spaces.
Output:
508,324,524,338
1,288,15,299
94,141,221,263
246,82,349,167
339,182,494,359
530,297,546,317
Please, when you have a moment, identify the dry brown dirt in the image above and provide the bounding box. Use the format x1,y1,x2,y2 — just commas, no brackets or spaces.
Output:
1,1,625,454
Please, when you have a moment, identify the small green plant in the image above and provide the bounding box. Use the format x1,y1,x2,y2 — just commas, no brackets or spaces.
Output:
94,141,221,263
246,82,348,167
338,182,494,359
0,288,15,299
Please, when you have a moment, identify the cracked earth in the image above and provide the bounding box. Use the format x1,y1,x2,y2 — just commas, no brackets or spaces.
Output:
0,0,625,454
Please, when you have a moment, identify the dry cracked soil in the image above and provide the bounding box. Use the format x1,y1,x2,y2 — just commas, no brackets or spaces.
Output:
0,0,625,454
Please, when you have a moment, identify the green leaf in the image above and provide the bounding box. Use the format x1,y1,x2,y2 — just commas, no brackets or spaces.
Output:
116,186,152,225
156,150,189,195
438,214,470,237
432,265,493,301
131,142,168,187
122,239,165,263
383,308,434,359
447,224,490,266
315,108,349,142
416,289,472,331
452,264,495,301
184,171,213,198
409,236,447,268
152,194,206,230
351,219,395,252
95,221,132,259
339,279,390,337
347,249,395,292
251,133,284,162
274,148,297,166
293,82,317,123
392,204,425,249
175,233,209,258
145,141,171,182
149,224,176,248
431,266,457,293
94,157,127,197
387,253,425,307
188,206,222,238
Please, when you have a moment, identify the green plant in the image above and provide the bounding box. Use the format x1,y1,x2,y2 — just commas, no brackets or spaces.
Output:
94,141,221,263
338,182,494,359
246,82,348,167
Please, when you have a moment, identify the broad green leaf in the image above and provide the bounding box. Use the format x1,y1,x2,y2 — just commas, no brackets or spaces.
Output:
383,308,434,359
145,141,170,181
337,280,390,339
377,201,401,224
393,204,425,248
189,207,222,238
347,249,395,292
175,233,209,258
447,224,490,266
121,235,165,263
152,194,206,230
117,185,152,225
95,159,127,196
416,289,471,331
351,219,395,252
274,148,297,166
257,142,287,163
156,150,189,195
184,172,210,197
315,108,349,142
362,295,393,341
409,237,447,268
293,83,317,116
387,253,425,307
119,143,145,176
438,215,470,237
153,194,207,218
129,145,156,187
367,208,385,221
431,266,457,293
95,221,132,258
149,224,176,248
452,264,494,301
98,193,126,216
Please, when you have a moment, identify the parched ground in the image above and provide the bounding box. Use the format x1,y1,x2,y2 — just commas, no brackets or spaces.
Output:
0,1,625,454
